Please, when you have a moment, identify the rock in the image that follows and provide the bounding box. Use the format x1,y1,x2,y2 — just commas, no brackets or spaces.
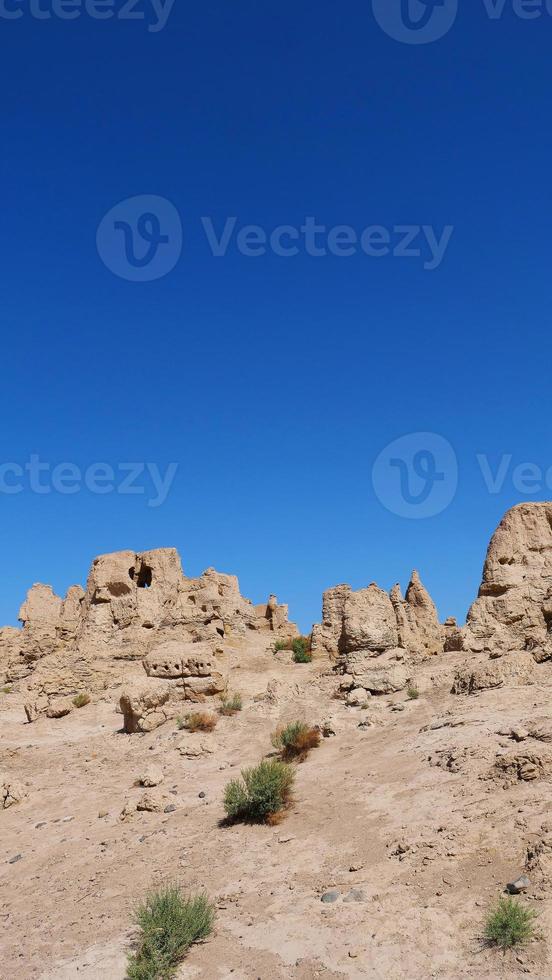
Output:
465,503,552,657
320,718,338,737
164,804,177,813
346,687,368,707
24,698,47,723
391,572,442,657
176,740,214,758
511,728,529,742
139,767,164,788
443,617,464,652
45,698,73,719
341,585,399,654
343,888,366,903
531,647,552,664
311,585,352,658
321,890,340,903
1,779,28,809
136,793,163,813
507,875,530,894
8,854,23,864
452,653,536,695
347,650,409,695
358,717,374,729
198,791,206,798
143,641,217,679
493,750,552,784
313,574,444,663
119,684,172,734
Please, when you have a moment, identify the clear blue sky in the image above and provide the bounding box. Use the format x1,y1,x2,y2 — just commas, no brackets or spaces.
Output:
1,2,552,632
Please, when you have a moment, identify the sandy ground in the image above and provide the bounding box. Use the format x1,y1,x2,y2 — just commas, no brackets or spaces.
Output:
2,639,552,979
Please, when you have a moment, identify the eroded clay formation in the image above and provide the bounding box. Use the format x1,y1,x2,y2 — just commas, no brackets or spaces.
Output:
2,502,552,725
0,548,297,724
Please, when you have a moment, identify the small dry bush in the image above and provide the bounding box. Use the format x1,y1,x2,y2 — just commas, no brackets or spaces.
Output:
72,692,91,709
271,720,320,761
127,884,215,980
223,759,294,824
219,693,242,716
183,711,218,733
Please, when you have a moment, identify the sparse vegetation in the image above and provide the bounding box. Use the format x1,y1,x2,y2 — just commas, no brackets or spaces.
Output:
219,693,242,716
484,897,536,950
72,692,91,709
406,685,420,700
1,685,13,694
271,721,320,761
223,759,294,823
127,885,215,980
292,636,312,663
182,711,218,733
273,635,312,661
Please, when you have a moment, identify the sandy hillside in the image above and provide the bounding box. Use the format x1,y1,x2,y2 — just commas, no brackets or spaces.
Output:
2,636,552,979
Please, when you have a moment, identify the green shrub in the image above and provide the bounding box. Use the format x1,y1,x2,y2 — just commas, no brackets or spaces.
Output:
406,685,420,700
1,685,13,694
219,693,242,716
292,637,312,663
484,897,536,950
72,692,91,708
127,885,215,979
223,759,294,823
273,639,289,652
271,721,320,761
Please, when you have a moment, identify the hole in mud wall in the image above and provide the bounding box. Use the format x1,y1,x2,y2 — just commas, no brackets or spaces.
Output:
129,563,153,588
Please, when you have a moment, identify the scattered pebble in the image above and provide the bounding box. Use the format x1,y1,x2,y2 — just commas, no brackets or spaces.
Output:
343,888,366,903
8,854,23,864
321,890,340,903
507,875,530,895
